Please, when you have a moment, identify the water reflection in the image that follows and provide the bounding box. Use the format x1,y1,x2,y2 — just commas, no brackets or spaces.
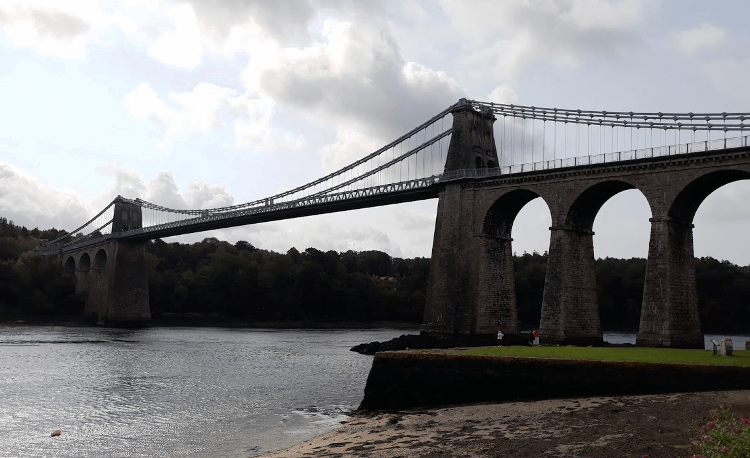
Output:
0,326,406,457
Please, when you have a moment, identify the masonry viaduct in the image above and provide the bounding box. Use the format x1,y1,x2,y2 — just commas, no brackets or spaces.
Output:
61,199,150,326
422,103,750,348
54,101,750,344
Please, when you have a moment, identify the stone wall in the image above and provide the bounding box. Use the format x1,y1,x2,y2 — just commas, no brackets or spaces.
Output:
360,351,750,410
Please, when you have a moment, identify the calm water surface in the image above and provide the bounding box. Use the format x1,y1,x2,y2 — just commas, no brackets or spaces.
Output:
2,326,748,457
0,326,407,457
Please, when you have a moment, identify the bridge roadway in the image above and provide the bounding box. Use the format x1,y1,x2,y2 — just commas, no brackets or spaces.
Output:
62,177,440,252
62,140,750,253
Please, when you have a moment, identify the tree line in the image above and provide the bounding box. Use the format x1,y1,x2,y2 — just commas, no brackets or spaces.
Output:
145,238,428,323
0,216,749,332
0,218,80,320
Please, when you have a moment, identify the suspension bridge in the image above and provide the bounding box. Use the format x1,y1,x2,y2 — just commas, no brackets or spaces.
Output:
44,98,750,347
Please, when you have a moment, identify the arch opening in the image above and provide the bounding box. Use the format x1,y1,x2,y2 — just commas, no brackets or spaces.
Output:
687,173,750,336
79,253,91,272
94,249,107,270
591,188,653,335
483,189,551,333
63,257,75,276
670,170,750,225
540,180,651,345
565,181,639,233
484,189,548,239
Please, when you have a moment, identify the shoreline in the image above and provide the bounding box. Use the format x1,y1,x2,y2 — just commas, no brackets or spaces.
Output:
0,319,421,330
260,389,750,458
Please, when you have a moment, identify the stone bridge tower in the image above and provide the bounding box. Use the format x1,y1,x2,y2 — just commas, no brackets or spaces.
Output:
422,99,510,337
63,196,150,326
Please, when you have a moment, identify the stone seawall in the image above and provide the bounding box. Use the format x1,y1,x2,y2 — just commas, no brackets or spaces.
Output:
359,351,750,410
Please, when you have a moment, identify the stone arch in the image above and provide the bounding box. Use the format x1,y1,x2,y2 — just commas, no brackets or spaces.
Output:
475,156,483,169
63,256,75,276
94,249,107,270
637,169,750,348
476,189,551,336
669,170,750,224
79,252,91,272
541,180,649,346
484,189,549,239
564,180,646,232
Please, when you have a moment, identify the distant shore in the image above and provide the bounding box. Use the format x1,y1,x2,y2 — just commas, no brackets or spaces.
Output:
260,389,750,458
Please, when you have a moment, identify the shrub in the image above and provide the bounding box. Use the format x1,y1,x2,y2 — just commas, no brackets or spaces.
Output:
686,408,750,458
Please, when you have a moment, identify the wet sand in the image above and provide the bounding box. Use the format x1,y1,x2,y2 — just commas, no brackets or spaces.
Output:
260,389,750,457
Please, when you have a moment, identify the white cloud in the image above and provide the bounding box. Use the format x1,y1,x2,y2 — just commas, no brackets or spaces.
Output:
673,23,726,57
441,0,645,80
0,162,90,230
321,128,380,173
488,84,519,105
183,180,235,209
103,166,234,211
0,4,91,59
124,82,303,151
187,0,315,47
230,94,306,152
146,3,205,69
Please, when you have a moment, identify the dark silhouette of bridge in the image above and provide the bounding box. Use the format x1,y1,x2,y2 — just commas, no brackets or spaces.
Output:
43,98,750,347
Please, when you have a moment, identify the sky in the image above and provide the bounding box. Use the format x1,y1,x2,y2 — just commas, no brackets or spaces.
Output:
1,0,750,264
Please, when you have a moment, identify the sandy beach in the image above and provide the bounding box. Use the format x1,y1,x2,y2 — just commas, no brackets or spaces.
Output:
260,389,750,457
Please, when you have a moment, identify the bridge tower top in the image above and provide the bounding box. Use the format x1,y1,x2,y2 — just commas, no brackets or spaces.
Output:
443,98,499,173
112,195,142,233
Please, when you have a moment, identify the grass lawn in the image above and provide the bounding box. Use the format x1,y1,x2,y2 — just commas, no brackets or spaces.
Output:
450,346,750,366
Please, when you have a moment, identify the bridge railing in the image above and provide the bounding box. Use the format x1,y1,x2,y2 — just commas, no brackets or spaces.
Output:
436,133,750,182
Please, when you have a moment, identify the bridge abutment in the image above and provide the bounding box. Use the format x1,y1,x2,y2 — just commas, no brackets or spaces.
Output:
475,234,519,335
540,227,603,346
637,218,703,348
63,197,150,327
423,183,475,335
422,99,505,337
99,239,150,327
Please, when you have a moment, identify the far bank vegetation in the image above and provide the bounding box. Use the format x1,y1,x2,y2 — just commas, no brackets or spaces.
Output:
0,216,748,332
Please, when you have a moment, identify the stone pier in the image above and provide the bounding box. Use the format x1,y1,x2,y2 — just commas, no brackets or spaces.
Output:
63,197,150,326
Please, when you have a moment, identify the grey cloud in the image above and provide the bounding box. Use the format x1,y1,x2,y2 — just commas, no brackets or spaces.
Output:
144,172,187,210
444,0,645,80
395,207,434,230
27,7,90,41
183,180,235,209
0,163,90,231
187,0,315,46
105,167,235,212
695,182,750,223
260,21,466,142
109,167,146,200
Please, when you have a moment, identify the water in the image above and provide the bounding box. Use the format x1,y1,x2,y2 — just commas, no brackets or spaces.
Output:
2,327,748,457
603,331,750,350
0,326,408,457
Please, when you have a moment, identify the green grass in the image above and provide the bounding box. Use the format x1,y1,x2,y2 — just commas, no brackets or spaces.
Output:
449,346,750,366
